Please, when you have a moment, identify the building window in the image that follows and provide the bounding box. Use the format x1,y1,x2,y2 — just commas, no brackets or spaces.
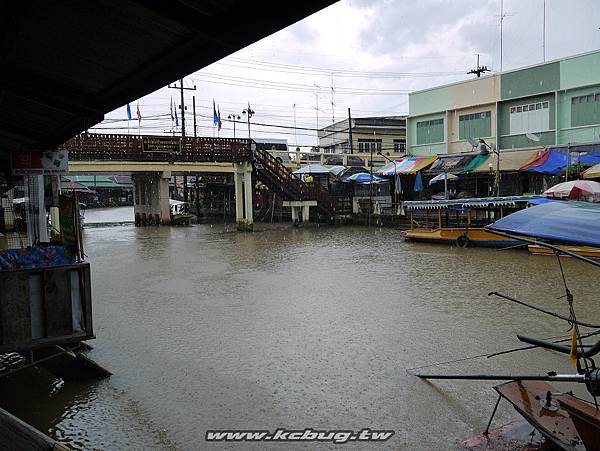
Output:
459,111,491,140
416,118,444,144
571,93,600,127
393,139,406,153
357,139,382,153
509,101,550,135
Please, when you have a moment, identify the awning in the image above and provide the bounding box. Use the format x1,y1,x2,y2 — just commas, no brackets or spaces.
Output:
463,154,490,172
293,164,331,175
63,175,129,188
427,154,477,173
377,156,437,176
520,150,567,174
403,196,544,210
583,163,600,179
470,149,540,173
487,201,600,247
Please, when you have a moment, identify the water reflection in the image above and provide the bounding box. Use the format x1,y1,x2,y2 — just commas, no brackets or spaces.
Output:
0,220,598,450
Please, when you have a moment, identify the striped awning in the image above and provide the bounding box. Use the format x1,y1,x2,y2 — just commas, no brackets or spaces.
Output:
377,156,437,176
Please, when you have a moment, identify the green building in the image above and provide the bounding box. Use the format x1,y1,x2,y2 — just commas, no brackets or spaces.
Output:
407,49,600,156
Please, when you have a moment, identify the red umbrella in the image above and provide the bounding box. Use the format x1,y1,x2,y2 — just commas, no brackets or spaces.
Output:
543,180,600,202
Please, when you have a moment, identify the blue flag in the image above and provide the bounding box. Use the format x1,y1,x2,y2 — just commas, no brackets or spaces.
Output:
213,99,218,126
126,103,132,121
174,103,179,127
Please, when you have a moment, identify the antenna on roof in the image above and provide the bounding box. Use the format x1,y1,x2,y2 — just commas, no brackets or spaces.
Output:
467,54,490,78
467,137,479,151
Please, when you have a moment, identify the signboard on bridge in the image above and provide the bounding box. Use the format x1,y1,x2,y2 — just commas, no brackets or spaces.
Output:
12,150,69,175
142,136,181,153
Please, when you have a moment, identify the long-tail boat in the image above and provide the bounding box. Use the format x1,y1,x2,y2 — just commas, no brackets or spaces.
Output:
414,201,600,450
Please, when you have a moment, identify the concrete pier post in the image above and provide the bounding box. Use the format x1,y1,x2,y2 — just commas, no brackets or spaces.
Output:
302,205,310,223
243,169,253,230
234,162,253,231
291,206,298,224
132,172,171,226
234,171,244,225
158,171,171,225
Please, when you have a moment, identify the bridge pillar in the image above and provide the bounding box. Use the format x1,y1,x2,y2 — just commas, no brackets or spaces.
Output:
132,172,171,226
234,162,253,231
283,200,318,227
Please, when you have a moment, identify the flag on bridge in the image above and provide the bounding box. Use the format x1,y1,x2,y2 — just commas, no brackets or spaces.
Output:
174,102,179,127
126,103,132,120
217,106,222,131
213,99,218,126
136,103,142,122
170,97,174,122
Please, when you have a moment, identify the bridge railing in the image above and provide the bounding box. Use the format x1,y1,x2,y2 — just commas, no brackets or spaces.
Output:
61,133,253,163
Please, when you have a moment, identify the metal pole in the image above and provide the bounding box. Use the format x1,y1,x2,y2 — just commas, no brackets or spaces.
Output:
192,95,197,138
180,79,187,203
348,108,353,154
444,172,448,199
543,0,546,62
180,79,185,137
484,395,502,436
495,148,500,197
566,143,570,181
369,144,373,227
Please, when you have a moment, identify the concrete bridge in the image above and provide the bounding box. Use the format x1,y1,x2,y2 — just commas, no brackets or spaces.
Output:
61,133,336,229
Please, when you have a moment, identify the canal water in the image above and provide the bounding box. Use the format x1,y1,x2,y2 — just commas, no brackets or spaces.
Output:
1,207,598,450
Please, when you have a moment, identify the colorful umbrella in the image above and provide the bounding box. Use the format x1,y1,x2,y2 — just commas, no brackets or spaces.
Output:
428,173,459,185
346,172,385,184
543,180,600,202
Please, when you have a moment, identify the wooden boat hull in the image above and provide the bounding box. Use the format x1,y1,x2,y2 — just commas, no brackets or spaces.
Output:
528,244,600,258
402,227,523,248
469,380,600,451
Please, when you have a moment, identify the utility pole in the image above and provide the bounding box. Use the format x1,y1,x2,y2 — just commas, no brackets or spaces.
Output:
348,108,353,154
314,82,320,146
500,0,505,71
193,94,199,218
243,103,254,140
467,54,490,78
330,73,335,125
192,95,197,138
168,79,196,203
543,0,546,62
293,103,298,147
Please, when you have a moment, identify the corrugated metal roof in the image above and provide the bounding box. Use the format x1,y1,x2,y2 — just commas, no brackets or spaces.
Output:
1,1,335,156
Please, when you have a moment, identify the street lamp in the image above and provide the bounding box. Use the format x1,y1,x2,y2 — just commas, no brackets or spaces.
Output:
377,151,399,204
228,114,241,138
478,139,500,197
242,103,255,140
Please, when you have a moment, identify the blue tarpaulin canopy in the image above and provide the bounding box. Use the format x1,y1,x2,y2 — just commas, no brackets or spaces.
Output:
486,201,600,247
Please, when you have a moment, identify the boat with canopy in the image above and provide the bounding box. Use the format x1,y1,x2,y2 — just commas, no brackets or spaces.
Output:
401,196,544,248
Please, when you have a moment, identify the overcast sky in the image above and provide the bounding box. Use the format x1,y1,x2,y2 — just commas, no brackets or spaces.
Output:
95,0,600,147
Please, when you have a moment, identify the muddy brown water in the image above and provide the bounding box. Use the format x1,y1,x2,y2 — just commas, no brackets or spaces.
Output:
1,207,598,450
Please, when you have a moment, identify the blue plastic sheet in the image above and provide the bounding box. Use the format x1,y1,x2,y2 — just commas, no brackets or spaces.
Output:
487,201,600,247
0,245,76,270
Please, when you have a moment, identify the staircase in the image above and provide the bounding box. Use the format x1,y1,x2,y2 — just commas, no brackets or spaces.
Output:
252,147,335,217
